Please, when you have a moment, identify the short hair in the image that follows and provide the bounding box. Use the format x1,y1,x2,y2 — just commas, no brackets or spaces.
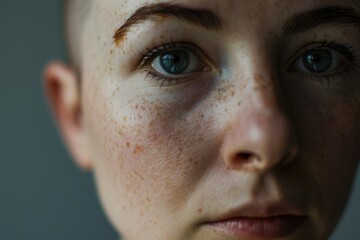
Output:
63,0,94,74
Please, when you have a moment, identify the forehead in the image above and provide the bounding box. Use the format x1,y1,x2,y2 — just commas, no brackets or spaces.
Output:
92,0,359,18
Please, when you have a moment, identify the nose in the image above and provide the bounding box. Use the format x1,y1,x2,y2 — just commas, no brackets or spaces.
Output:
222,75,299,173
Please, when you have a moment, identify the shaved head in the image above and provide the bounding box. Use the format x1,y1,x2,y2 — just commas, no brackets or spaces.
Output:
64,0,94,74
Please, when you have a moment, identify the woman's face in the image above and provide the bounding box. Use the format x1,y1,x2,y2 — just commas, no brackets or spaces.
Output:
79,0,360,239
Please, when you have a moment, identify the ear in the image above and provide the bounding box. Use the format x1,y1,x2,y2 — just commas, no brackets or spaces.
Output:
43,61,92,171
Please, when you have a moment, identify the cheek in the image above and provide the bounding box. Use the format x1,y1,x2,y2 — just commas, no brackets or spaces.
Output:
294,93,360,176
292,90,360,204
284,78,360,178
87,85,218,216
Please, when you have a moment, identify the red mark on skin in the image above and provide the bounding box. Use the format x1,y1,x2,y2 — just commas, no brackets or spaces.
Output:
134,144,144,154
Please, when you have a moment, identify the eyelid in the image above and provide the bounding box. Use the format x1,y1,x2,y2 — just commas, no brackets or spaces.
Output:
137,41,209,69
134,41,217,88
136,41,216,72
285,40,359,71
288,49,344,74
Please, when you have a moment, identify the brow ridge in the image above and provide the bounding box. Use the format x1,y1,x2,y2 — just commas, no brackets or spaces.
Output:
283,6,360,34
113,3,221,46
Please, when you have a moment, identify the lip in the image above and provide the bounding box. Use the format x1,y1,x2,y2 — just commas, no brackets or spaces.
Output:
203,200,307,239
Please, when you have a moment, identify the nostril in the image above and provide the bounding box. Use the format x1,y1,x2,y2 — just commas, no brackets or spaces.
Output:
236,152,253,161
228,150,263,170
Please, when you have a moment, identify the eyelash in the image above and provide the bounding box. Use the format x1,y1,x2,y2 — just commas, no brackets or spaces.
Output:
137,41,209,87
291,40,360,87
136,39,360,88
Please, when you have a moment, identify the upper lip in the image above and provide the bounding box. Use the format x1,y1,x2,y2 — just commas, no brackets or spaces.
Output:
206,199,307,222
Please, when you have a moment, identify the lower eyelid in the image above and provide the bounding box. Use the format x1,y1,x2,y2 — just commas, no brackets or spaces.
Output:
143,70,209,87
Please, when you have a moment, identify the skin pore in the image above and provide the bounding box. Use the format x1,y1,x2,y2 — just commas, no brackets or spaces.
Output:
45,0,360,239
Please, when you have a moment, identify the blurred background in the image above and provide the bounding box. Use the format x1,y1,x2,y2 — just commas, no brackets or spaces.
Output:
0,0,359,239
0,1,117,239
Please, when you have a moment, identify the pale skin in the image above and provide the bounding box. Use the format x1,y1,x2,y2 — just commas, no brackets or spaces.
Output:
44,0,360,239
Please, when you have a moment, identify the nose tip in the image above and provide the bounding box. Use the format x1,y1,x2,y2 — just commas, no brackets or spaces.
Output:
223,111,299,172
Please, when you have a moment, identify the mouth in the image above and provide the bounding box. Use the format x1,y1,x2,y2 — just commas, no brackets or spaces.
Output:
203,200,307,239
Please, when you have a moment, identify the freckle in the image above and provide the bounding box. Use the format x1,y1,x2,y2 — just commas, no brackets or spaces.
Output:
197,208,203,213
126,142,130,148
237,101,242,106
134,144,144,154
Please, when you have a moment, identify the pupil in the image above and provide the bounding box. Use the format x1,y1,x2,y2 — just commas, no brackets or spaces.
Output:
160,50,190,74
303,50,332,73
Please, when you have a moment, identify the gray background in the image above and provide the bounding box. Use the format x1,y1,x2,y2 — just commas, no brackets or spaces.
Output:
0,1,359,239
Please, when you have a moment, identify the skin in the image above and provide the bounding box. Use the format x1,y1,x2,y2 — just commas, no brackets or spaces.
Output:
44,0,360,239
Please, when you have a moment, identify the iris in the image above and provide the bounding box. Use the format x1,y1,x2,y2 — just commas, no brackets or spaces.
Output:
303,50,332,73
160,50,190,74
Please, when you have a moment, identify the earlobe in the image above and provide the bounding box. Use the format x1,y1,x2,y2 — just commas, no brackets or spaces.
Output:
43,61,92,171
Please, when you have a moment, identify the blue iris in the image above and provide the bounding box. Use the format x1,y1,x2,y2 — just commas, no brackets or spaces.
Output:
160,50,190,74
303,50,332,73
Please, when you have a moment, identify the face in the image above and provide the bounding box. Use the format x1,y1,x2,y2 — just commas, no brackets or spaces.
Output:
76,0,360,239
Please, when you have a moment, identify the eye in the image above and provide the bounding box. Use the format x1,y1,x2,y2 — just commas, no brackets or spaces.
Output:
285,41,360,87
290,48,344,74
138,42,212,87
151,49,201,75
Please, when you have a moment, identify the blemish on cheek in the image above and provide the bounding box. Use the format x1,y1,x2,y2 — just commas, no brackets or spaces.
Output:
133,170,145,181
126,142,131,148
197,207,203,213
133,144,144,154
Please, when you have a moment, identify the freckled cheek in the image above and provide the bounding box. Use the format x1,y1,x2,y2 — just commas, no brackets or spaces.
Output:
298,98,360,182
94,104,204,204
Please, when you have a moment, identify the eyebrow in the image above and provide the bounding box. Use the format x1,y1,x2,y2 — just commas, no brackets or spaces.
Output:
113,3,221,46
113,5,360,46
283,6,360,34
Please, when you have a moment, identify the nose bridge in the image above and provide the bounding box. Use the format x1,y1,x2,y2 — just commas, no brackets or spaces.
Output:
231,38,285,115
222,66,298,173
246,71,282,113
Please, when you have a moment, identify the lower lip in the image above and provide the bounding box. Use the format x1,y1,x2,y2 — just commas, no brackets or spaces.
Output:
204,215,306,239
